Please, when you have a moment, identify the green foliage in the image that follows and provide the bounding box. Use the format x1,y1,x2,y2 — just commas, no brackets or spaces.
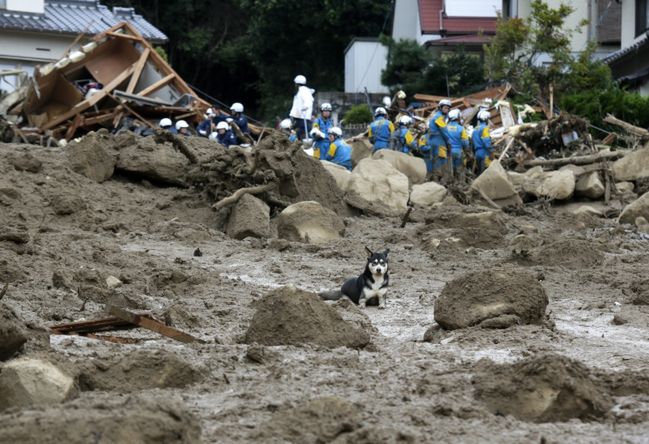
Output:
342,104,373,125
381,38,486,97
485,0,583,101
561,88,649,129
154,46,168,62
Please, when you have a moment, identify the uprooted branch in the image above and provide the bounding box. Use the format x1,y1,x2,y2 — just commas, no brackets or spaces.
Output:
212,183,277,210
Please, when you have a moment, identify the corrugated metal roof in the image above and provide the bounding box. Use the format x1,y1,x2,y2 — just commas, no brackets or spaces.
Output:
0,0,167,42
603,32,649,65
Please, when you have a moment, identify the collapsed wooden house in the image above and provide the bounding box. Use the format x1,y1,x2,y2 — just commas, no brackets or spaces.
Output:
19,21,209,141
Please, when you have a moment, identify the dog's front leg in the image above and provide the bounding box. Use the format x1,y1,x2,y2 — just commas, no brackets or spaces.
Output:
357,296,366,308
377,289,387,309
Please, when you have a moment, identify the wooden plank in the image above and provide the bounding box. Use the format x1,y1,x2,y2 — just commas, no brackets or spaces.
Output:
126,48,150,94
137,73,175,97
50,317,137,334
106,31,145,42
42,63,136,130
109,306,203,343
64,114,83,140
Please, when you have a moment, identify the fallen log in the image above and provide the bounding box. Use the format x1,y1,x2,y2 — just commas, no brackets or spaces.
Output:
523,150,627,169
212,183,276,210
603,114,649,139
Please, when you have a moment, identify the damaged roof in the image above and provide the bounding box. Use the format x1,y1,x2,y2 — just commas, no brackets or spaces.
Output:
603,31,649,65
0,0,167,43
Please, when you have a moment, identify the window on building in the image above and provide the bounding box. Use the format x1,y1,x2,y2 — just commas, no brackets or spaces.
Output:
638,0,649,36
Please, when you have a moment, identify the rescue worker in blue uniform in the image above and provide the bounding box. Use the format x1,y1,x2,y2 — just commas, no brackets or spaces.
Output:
159,118,177,134
230,102,249,134
368,107,394,152
213,121,237,147
393,115,417,154
314,126,352,170
279,118,297,142
312,102,334,155
446,109,469,170
472,110,493,174
197,108,216,137
424,98,451,173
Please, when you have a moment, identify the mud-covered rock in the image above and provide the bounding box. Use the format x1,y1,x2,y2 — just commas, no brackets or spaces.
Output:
410,182,447,208
78,350,204,392
471,160,521,206
226,194,270,240
277,201,344,244
619,191,649,225
372,149,427,185
0,358,78,410
613,147,649,181
254,397,361,443
66,136,116,182
49,193,86,216
575,171,605,199
350,139,372,168
473,354,613,422
9,152,42,173
116,137,189,185
346,158,409,216
0,395,201,443
321,160,352,192
523,238,604,269
536,169,576,200
244,286,371,349
434,266,548,330
0,305,28,361
616,181,635,194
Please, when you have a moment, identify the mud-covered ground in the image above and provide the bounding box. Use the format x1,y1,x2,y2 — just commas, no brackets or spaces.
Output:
1,140,649,443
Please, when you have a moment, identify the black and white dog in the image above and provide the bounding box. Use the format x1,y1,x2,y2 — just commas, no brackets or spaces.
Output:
320,247,390,309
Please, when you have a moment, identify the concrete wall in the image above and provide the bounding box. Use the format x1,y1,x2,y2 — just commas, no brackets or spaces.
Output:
445,0,501,17
0,31,71,64
392,0,419,40
6,0,44,14
344,40,389,94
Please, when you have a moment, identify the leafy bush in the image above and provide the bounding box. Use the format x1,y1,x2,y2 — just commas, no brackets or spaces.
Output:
561,88,649,129
343,104,373,125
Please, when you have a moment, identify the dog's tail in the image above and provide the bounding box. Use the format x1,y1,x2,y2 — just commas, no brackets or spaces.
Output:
318,289,342,301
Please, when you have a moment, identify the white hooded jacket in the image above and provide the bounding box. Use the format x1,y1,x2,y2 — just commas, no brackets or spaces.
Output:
289,85,314,120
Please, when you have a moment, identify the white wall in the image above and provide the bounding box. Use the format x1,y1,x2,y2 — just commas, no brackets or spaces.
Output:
344,41,389,94
620,0,640,49
392,0,419,40
0,31,70,63
445,0,501,17
6,0,44,14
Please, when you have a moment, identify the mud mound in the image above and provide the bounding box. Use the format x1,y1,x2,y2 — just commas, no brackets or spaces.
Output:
421,210,508,249
254,397,361,443
524,238,604,268
0,395,200,444
626,279,649,305
0,304,28,360
331,427,417,444
473,354,613,422
244,286,371,349
78,350,204,392
434,265,548,330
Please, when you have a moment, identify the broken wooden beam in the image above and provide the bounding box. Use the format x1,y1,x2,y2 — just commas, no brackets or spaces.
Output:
603,114,649,139
108,306,203,344
50,316,138,335
523,150,627,168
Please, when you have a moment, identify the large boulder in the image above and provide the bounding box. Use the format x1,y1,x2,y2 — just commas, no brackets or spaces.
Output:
619,191,649,224
471,160,521,206
0,305,27,361
613,148,649,181
350,139,372,168
321,160,352,192
345,158,409,216
66,137,115,182
434,265,548,330
372,150,427,185
115,137,189,185
616,181,635,194
410,182,448,209
0,358,78,410
575,171,605,199
244,286,371,349
226,194,270,240
474,354,612,422
277,201,344,244
535,170,575,200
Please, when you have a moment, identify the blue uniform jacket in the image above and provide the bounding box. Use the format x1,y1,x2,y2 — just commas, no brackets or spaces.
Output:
446,121,469,152
232,115,249,134
368,116,395,151
326,138,352,170
472,122,492,158
197,119,212,136
217,130,237,147
394,126,417,154
313,116,334,151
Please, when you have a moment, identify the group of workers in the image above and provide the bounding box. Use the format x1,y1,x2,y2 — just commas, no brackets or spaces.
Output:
155,74,493,176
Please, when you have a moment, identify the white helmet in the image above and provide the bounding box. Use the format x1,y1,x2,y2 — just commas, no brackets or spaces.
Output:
439,99,452,108
230,102,244,113
478,110,491,121
329,127,343,137
175,120,189,130
294,75,307,85
206,108,216,117
382,96,392,107
280,118,292,130
448,109,461,121
374,107,387,117
216,121,229,131
159,118,172,128
320,102,332,112
398,115,412,126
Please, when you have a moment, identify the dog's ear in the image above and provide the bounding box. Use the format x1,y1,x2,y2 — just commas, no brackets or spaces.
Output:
365,246,373,257
383,248,390,256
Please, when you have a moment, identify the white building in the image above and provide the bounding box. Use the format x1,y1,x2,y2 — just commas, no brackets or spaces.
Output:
344,38,389,94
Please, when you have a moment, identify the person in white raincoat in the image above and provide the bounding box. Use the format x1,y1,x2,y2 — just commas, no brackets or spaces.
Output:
289,74,314,140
